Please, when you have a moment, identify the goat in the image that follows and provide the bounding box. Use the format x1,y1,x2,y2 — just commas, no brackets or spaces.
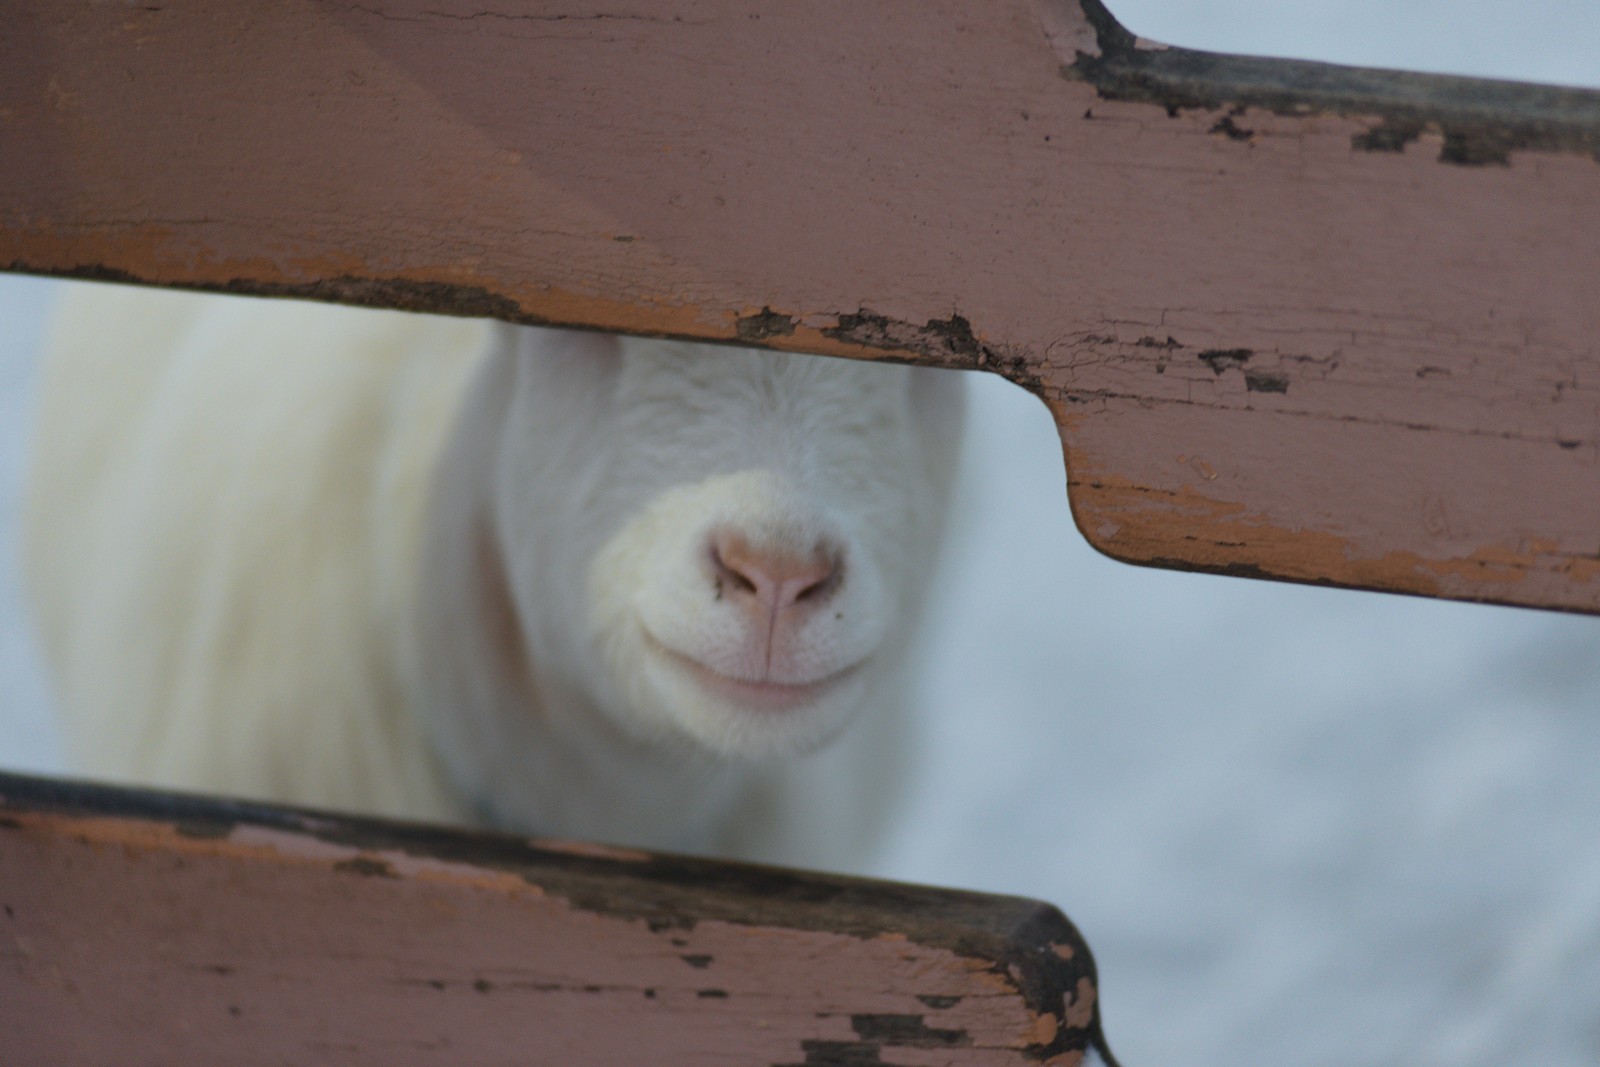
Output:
25,284,965,868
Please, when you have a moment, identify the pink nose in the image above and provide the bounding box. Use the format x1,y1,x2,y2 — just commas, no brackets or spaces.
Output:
710,531,841,610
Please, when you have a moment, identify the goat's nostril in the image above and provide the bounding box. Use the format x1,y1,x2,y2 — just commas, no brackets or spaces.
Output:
710,530,842,609
711,542,759,595
793,566,840,603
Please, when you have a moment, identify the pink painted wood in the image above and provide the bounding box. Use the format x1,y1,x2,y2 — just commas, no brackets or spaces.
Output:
0,772,1107,1066
3,0,1599,611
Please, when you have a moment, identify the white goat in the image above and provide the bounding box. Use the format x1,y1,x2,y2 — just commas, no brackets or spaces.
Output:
25,284,965,868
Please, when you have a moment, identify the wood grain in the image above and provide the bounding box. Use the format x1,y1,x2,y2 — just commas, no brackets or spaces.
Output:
0,771,1109,1066
3,0,1598,611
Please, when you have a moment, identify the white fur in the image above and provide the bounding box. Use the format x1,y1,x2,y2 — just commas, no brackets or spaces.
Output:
25,284,965,867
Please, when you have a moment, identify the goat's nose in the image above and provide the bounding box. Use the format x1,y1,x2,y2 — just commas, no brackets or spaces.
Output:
710,530,842,609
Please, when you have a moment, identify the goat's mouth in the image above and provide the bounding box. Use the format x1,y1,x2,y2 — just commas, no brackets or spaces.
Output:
643,633,861,713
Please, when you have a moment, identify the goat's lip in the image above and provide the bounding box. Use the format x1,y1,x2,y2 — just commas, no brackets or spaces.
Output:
644,634,859,713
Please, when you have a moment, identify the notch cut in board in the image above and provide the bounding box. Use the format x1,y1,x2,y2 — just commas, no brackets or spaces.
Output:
2,0,1597,611
0,770,1112,1066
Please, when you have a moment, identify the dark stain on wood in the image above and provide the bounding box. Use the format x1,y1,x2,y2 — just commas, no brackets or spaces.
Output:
1244,370,1289,394
333,856,398,878
681,954,715,969
1199,348,1253,374
823,309,1043,391
775,1039,888,1065
1209,113,1254,142
696,988,729,998
1441,128,1515,165
1121,539,1600,614
773,1020,990,1067
850,1013,971,1048
406,975,629,995
735,306,798,342
6,261,532,324
915,993,962,1009
224,275,528,322
1134,552,1355,587
1351,117,1425,152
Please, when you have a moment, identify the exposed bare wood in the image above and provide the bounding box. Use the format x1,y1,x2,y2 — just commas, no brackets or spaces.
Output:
3,0,1598,610
0,771,1108,1065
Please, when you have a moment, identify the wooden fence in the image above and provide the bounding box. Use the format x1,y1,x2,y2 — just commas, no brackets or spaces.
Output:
4,1,1599,1062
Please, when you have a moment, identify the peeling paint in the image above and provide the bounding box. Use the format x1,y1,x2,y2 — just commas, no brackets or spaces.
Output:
1209,113,1254,142
1069,0,1600,165
735,306,797,342
1352,117,1424,152
1243,370,1289,394
1028,1011,1059,1046
1062,978,1096,1031
333,856,397,878
822,309,1043,390
1198,348,1252,374
850,1012,972,1048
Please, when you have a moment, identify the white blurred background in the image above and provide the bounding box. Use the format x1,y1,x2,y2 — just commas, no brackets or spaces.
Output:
4,3,1600,1064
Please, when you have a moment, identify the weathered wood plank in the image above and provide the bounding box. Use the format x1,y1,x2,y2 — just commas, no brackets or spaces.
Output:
3,0,1598,612
0,771,1110,1065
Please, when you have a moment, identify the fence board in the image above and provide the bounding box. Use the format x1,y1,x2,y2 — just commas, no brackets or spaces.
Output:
0,771,1109,1066
5,1,1598,611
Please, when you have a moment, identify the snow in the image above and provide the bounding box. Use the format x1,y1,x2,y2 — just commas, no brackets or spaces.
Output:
4,4,1599,1063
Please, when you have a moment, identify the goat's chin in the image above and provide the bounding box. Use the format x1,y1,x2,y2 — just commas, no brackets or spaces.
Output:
633,639,870,760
